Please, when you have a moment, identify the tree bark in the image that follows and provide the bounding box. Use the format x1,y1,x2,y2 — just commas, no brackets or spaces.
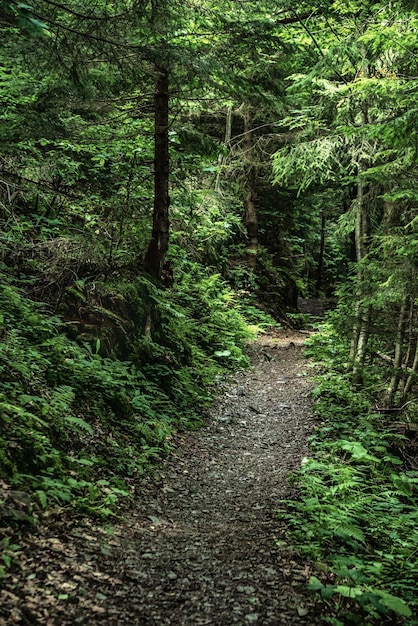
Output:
403,338,418,399
215,106,232,194
403,301,415,368
351,157,372,385
243,108,258,271
349,56,374,384
144,64,170,280
315,212,326,294
349,301,361,362
383,296,409,407
352,305,372,386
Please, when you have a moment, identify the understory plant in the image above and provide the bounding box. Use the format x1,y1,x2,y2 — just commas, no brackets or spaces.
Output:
281,323,418,625
0,265,256,530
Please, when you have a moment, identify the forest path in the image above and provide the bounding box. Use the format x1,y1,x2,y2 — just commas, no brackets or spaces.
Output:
1,330,322,626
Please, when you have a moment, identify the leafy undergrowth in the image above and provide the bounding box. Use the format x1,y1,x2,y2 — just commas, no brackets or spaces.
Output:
281,323,418,626
0,264,274,577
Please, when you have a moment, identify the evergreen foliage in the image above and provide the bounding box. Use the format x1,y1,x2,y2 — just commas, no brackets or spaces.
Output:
1,0,418,621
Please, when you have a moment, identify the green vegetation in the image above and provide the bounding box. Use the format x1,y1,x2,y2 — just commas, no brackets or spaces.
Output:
269,5,418,621
0,267,258,522
281,323,418,625
1,0,418,622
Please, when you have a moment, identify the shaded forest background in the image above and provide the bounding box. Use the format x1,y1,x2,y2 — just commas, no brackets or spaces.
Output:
1,0,417,623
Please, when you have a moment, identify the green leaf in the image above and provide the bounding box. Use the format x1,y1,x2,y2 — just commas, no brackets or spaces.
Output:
338,440,380,463
391,473,413,496
71,457,94,466
321,585,337,600
374,591,412,617
64,416,94,436
2,554,11,568
308,576,324,591
334,585,364,598
35,490,48,509
28,16,48,29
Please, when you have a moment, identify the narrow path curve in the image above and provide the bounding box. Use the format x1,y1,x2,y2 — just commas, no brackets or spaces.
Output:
1,331,322,625
112,330,322,626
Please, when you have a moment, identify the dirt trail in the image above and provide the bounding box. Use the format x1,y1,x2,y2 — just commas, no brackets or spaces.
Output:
1,331,322,625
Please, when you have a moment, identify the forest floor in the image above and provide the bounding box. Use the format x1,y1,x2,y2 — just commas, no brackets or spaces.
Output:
1,329,325,626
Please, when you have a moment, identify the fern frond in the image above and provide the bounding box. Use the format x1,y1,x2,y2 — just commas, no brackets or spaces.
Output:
332,523,366,544
64,415,94,436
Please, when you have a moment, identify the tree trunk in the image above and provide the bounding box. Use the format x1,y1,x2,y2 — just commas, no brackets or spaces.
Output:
315,213,326,294
383,296,409,407
144,64,170,280
351,155,372,385
403,301,415,368
244,190,258,271
243,108,258,271
352,305,372,386
349,301,362,362
349,56,374,384
402,338,418,399
215,106,232,194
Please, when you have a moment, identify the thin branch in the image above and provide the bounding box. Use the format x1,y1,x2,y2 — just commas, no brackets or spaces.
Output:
10,0,128,21
289,9,349,85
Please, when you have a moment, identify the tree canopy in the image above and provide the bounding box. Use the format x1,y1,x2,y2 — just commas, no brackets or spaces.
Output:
1,0,417,622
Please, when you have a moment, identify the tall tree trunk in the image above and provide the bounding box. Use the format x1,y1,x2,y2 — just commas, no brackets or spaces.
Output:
244,189,258,271
383,296,409,407
215,106,232,194
350,56,374,385
144,64,170,280
351,156,372,385
243,108,258,271
349,301,362,362
402,337,418,399
315,212,326,295
352,305,372,385
403,301,415,368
